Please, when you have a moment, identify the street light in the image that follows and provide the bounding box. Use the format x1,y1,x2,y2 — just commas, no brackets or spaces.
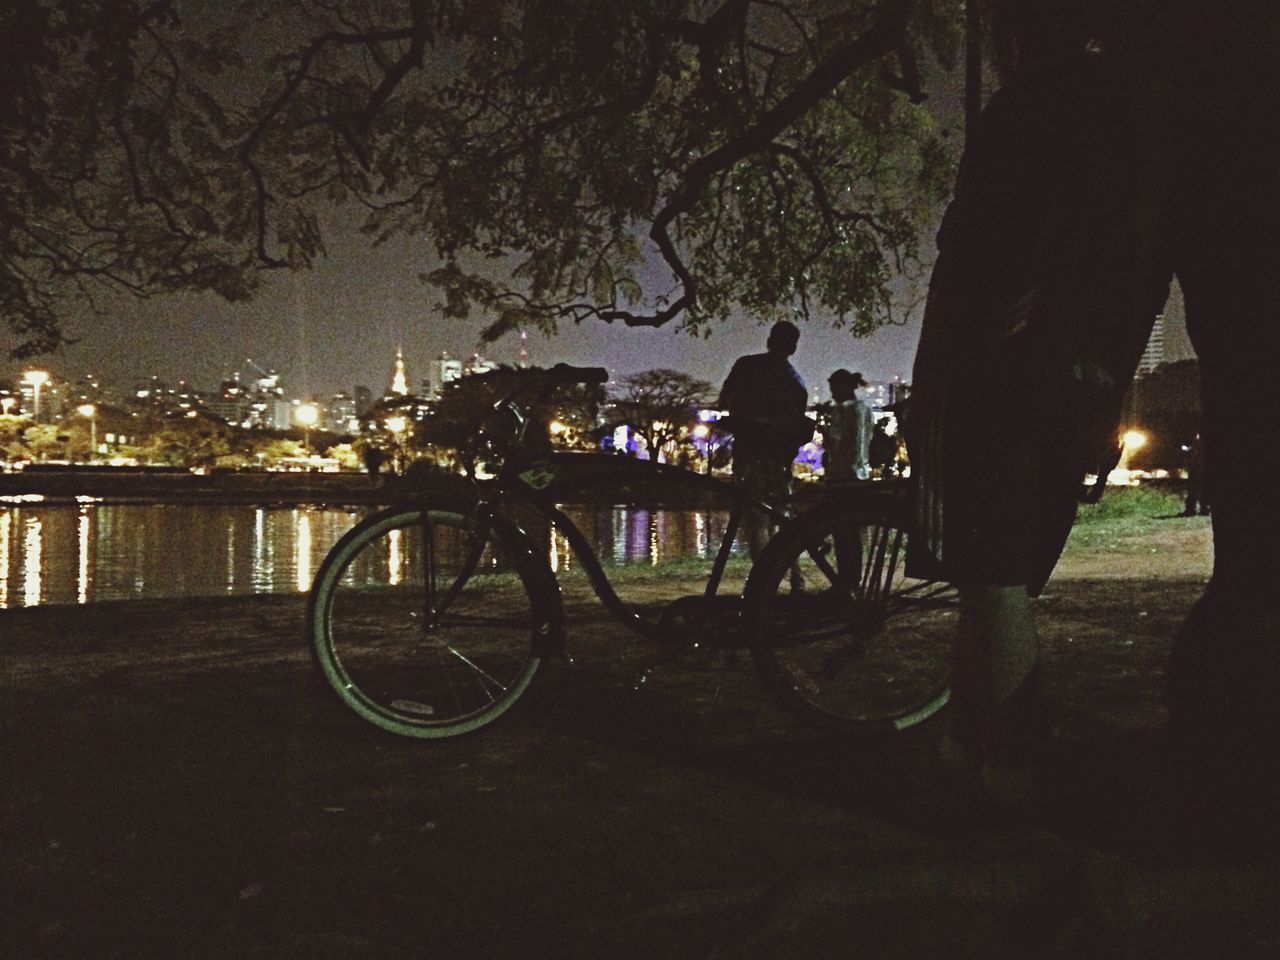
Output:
295,402,319,456
22,370,49,420
76,404,97,463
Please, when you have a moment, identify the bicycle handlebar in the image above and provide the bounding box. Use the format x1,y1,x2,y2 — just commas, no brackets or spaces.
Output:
480,365,611,460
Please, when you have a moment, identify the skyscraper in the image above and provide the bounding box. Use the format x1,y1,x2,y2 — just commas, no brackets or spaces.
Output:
353,385,374,417
389,347,410,397
429,352,464,397
1136,315,1166,378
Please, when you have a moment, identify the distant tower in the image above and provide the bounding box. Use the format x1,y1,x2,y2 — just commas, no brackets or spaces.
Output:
1136,315,1166,378
517,329,531,368
390,347,409,396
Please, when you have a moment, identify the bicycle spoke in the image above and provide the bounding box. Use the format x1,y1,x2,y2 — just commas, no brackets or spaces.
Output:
422,513,437,619
443,646,510,699
750,502,952,735
311,505,551,738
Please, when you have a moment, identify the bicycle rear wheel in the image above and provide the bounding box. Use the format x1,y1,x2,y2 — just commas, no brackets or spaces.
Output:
744,496,955,736
308,503,563,738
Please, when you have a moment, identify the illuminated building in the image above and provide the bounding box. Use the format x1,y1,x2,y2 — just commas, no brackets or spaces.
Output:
389,347,410,397
327,392,359,433
429,352,464,397
464,353,499,378
353,385,374,417
1136,314,1166,378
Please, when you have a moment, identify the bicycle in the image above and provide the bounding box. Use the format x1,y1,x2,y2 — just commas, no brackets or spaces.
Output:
307,364,958,739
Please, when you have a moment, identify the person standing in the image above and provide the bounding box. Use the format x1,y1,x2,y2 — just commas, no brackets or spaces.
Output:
1181,431,1211,517
906,0,1280,806
718,321,810,562
822,369,874,482
821,368,874,590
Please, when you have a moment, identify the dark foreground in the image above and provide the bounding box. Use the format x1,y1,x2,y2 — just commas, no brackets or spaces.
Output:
4,576,1278,960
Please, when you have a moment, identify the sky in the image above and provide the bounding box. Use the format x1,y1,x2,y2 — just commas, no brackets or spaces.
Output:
29,226,933,403
9,219,1192,405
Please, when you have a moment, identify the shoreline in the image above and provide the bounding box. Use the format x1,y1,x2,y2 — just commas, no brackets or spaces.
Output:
0,466,395,506
0,464,738,509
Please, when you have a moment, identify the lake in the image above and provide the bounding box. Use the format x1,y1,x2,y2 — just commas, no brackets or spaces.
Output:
0,501,743,608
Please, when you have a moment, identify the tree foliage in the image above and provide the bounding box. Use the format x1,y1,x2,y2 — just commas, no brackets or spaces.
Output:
417,365,603,473
1,2,286,358
2,0,970,359
610,367,713,461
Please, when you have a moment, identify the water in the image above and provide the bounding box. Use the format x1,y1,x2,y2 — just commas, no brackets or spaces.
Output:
0,502,742,608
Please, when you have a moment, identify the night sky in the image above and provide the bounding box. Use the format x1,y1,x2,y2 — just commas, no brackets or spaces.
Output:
32,220,1191,404
35,224,933,402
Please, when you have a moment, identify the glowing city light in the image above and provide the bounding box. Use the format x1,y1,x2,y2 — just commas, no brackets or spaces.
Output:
295,403,320,458
1122,430,1148,451
77,404,98,462
22,370,49,419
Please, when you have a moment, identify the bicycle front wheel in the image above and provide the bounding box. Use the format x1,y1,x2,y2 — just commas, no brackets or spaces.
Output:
744,497,956,737
308,503,563,738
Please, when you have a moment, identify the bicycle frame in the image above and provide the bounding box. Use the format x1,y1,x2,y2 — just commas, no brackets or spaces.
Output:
473,451,791,643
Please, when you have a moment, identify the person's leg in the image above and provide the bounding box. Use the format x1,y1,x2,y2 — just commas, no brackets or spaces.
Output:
734,455,769,560
941,584,1039,770
775,462,807,591
831,522,862,590
736,455,797,577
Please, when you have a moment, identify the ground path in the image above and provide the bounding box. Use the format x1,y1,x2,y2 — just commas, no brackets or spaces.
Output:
6,514,1278,959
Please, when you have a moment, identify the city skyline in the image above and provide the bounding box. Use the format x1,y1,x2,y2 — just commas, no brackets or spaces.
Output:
11,246,931,403
4,228,1195,400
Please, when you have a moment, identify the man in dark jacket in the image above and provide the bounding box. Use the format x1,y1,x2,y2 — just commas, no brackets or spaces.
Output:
719,320,810,561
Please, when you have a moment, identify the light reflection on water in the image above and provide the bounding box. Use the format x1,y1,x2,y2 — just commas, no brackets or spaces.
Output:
0,511,10,607
0,502,741,608
77,509,90,605
24,515,41,607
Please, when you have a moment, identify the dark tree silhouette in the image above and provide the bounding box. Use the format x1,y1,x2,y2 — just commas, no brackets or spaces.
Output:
610,368,713,462
417,365,602,475
3,0,970,359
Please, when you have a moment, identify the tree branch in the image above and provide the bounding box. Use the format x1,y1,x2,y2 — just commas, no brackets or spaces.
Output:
608,0,914,328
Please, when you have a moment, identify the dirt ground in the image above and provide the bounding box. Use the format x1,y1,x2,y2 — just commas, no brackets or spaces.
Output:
6,512,1279,959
